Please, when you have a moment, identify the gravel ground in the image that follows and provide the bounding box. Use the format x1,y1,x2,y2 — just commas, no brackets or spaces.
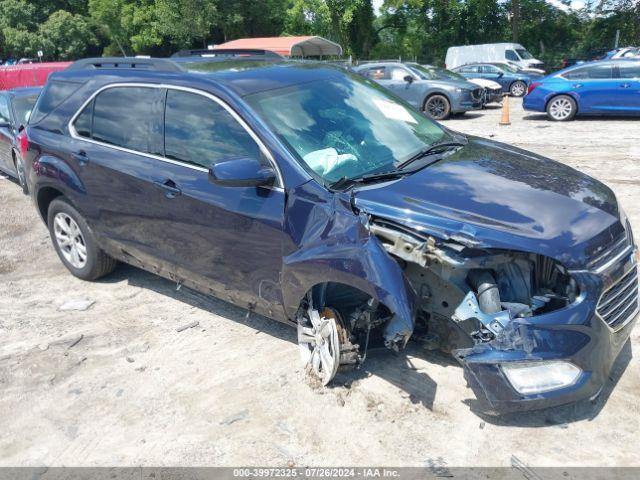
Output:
0,99,638,467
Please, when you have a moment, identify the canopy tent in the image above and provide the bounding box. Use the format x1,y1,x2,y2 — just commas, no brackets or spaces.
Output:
215,36,343,57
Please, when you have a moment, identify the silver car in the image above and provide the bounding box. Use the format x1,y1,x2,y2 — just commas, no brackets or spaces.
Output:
354,62,483,120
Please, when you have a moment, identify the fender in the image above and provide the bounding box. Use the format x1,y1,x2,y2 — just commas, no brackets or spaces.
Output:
280,180,418,347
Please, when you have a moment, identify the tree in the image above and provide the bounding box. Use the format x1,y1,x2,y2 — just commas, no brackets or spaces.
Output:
37,10,99,60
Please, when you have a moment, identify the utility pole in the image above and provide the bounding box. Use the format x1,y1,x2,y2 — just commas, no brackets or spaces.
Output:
511,0,520,43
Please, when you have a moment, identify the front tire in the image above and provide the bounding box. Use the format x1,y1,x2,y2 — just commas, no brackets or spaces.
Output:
424,94,451,120
510,81,527,97
47,198,117,281
546,95,577,121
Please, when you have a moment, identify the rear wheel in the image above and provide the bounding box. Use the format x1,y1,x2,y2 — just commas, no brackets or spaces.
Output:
509,81,527,97
546,95,577,121
13,152,28,195
47,198,117,281
424,94,451,120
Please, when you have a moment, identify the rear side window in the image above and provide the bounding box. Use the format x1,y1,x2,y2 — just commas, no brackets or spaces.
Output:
74,99,93,138
91,87,158,154
29,80,81,125
362,67,385,80
164,89,262,169
0,94,10,123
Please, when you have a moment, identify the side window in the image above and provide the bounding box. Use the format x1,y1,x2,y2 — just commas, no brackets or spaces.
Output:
564,67,588,79
460,65,478,73
389,67,410,81
0,95,10,123
73,99,93,138
164,89,262,169
505,50,519,61
482,65,499,74
363,67,385,80
619,63,640,79
586,64,613,79
91,87,158,154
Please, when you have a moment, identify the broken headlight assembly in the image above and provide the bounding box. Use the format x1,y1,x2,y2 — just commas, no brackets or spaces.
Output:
501,361,582,395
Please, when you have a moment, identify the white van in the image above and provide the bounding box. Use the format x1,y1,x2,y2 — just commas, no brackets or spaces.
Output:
445,43,544,71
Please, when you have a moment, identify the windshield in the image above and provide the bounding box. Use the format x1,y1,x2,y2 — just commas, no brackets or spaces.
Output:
12,94,38,126
245,74,447,184
412,64,466,81
492,62,518,73
516,48,533,60
407,64,439,80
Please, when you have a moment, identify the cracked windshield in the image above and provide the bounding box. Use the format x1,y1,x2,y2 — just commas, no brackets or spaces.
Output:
246,73,446,184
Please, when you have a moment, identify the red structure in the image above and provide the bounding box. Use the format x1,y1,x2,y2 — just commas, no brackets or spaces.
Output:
0,62,72,90
215,36,343,57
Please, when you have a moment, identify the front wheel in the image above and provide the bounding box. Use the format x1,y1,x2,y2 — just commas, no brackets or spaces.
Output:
546,95,577,121
510,81,527,97
424,94,451,120
47,198,117,281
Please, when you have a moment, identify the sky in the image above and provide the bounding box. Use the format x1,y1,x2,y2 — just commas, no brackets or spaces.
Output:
372,0,586,14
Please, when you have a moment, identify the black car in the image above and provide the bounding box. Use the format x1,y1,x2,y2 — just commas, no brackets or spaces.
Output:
21,53,637,412
0,86,41,193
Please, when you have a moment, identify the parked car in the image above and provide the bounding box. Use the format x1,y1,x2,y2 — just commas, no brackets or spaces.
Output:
446,43,544,71
421,64,503,105
0,86,41,192
524,59,640,120
502,60,545,75
353,62,483,119
21,53,638,412
600,47,639,60
452,62,542,96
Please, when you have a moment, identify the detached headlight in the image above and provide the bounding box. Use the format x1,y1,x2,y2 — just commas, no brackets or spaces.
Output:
502,361,581,395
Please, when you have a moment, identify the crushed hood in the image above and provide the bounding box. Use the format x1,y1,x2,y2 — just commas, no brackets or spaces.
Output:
354,138,622,268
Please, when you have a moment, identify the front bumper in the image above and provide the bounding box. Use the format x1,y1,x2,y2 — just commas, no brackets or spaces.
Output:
455,250,638,413
452,90,484,113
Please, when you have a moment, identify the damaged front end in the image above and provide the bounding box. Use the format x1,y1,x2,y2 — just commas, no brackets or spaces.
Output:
368,218,635,412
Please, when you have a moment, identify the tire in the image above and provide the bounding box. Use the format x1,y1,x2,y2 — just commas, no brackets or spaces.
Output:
13,152,28,195
424,94,451,120
546,95,577,122
509,80,527,97
47,197,117,281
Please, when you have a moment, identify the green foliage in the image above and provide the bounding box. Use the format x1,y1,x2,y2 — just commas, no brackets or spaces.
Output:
0,0,637,65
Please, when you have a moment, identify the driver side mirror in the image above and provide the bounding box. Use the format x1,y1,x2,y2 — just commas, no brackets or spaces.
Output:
404,75,414,84
209,157,276,188
497,72,504,78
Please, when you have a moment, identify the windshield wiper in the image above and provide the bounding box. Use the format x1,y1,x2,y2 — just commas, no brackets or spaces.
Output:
396,141,466,170
329,169,408,190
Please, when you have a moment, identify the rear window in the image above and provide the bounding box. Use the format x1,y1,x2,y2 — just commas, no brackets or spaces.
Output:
29,80,81,125
12,94,39,126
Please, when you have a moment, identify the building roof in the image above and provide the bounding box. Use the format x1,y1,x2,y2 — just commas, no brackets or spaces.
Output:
215,36,343,57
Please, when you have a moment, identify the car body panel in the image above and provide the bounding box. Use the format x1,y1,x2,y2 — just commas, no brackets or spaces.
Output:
524,59,640,116
452,63,541,94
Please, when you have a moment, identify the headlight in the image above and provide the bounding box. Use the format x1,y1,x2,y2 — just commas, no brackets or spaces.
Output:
502,361,581,395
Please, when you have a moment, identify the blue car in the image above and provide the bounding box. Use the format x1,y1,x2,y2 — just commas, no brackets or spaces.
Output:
452,62,542,97
21,51,637,412
524,59,640,121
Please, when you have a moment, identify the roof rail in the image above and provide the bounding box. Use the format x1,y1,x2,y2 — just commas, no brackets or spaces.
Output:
171,48,284,60
67,57,184,72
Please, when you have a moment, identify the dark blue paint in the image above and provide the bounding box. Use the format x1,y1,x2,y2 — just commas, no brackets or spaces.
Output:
23,60,636,412
452,63,541,94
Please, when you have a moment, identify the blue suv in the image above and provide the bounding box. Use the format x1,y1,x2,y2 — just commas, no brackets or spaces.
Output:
22,52,637,412
524,59,640,120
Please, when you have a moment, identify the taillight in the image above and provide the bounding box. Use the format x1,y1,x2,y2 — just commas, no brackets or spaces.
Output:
17,129,28,158
527,82,541,95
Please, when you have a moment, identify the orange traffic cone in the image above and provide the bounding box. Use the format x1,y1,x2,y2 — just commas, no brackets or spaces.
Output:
499,94,510,126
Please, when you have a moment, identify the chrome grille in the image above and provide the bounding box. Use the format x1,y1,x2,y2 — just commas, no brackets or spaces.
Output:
597,265,639,331
587,227,634,273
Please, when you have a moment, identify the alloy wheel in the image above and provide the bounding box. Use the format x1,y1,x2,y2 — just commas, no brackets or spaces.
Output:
426,97,448,119
298,306,341,386
53,212,87,269
549,97,573,120
510,81,526,97
14,155,27,193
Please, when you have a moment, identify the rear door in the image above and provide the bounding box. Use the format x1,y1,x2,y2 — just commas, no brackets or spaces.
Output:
0,93,14,174
616,62,640,113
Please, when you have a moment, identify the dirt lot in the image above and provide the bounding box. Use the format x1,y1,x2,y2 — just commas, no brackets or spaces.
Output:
1,99,639,467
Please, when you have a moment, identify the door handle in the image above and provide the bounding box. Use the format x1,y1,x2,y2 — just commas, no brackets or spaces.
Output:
620,83,631,88
72,150,89,166
154,179,182,199
572,84,583,88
